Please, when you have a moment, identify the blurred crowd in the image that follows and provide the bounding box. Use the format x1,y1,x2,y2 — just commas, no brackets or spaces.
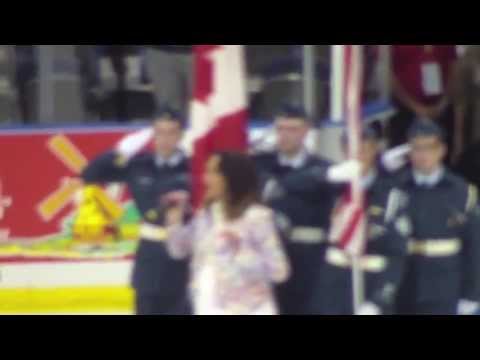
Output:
0,45,319,124
2,45,480,172
0,45,389,124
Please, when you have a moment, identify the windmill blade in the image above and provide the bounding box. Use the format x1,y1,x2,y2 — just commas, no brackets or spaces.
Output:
37,178,83,222
47,135,88,174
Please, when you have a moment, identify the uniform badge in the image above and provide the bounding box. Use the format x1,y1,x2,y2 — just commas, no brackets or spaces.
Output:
114,155,128,168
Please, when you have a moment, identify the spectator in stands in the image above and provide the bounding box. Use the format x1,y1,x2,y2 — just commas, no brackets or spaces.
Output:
15,45,37,123
388,45,459,163
145,46,193,117
455,45,480,152
77,46,156,122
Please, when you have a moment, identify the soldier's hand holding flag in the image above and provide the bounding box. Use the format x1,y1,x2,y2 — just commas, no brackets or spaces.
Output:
326,160,362,183
458,299,480,316
356,302,382,316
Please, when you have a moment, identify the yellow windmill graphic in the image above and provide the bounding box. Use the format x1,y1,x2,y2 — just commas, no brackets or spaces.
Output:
36,134,124,245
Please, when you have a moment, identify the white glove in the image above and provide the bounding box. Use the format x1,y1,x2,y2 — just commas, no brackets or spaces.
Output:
458,299,480,316
381,144,411,173
356,302,382,316
262,179,286,202
327,160,361,183
115,128,154,160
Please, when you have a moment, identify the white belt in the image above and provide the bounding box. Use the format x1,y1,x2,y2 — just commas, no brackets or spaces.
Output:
325,247,388,273
140,223,168,243
291,227,326,245
409,239,461,257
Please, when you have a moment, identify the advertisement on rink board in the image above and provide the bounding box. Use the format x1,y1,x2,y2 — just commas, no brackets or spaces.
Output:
0,126,145,262
0,124,281,263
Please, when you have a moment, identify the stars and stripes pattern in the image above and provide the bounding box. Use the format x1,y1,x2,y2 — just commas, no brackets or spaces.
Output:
329,45,367,257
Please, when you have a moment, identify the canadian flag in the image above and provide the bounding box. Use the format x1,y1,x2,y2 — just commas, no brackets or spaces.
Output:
329,45,367,257
186,45,249,209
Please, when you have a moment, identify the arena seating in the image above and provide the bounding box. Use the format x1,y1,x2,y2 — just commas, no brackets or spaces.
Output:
0,46,18,123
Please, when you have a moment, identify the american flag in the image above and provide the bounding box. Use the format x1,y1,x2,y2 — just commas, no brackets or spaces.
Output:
186,45,249,209
329,45,367,257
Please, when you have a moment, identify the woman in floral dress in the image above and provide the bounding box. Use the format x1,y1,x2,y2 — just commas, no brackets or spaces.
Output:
164,152,290,315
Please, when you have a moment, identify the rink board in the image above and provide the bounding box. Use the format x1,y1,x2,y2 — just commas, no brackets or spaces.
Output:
0,260,134,315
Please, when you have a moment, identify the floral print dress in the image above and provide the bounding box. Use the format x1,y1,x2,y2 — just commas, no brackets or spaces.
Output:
167,203,290,315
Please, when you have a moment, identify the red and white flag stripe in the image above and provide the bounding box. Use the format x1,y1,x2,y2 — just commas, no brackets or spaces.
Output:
329,45,367,257
186,45,249,209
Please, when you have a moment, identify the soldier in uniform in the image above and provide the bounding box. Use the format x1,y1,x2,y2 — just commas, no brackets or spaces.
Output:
81,107,191,315
253,104,359,315
392,121,480,315
282,125,410,315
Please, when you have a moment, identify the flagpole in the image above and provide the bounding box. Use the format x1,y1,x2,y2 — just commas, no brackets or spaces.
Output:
354,45,365,315
346,45,366,315
303,45,317,120
331,45,345,123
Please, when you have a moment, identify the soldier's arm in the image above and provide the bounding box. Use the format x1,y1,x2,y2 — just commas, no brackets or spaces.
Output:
367,190,410,311
81,151,129,184
82,128,154,184
277,161,359,197
460,184,480,302
369,228,408,311
380,145,411,174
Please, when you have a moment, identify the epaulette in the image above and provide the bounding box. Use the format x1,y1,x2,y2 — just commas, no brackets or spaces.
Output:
441,171,478,213
113,154,129,168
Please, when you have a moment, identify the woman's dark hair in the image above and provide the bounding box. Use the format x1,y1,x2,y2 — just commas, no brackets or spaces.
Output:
215,151,260,220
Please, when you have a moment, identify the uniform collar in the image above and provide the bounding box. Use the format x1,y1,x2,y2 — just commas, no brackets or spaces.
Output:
278,149,310,169
413,167,445,188
155,150,184,168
